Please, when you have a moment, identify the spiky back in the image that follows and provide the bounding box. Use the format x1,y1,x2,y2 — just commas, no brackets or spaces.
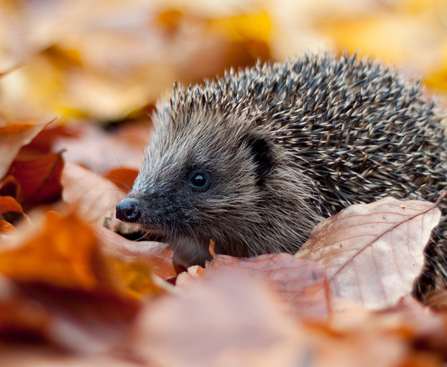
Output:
154,53,447,294
166,53,447,217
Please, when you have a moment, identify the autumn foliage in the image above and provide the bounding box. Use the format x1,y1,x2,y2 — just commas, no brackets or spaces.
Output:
2,0,447,366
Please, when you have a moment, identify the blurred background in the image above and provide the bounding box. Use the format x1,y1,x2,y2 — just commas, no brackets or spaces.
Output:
0,0,446,125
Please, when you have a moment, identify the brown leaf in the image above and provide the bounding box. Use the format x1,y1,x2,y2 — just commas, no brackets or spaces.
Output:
0,121,47,179
0,195,26,230
0,276,52,341
5,150,65,211
0,196,23,216
61,162,125,226
0,345,146,367
98,227,175,281
0,176,22,201
55,125,147,173
135,269,304,367
0,210,107,288
20,124,80,155
206,253,330,321
103,168,139,194
0,220,17,234
136,268,414,367
0,210,142,353
297,197,442,309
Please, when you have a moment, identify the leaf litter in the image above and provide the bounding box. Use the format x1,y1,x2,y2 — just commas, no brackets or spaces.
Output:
1,0,447,366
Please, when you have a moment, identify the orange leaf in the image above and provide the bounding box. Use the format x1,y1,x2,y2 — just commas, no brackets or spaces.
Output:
99,227,176,281
6,150,65,210
0,196,24,215
0,210,143,352
103,168,139,194
0,121,47,180
0,211,104,289
0,220,17,234
0,175,22,201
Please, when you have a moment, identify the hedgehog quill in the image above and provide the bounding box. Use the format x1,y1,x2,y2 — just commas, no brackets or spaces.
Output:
116,53,447,297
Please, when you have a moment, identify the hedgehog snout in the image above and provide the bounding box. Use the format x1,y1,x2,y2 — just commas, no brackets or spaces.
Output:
116,198,141,223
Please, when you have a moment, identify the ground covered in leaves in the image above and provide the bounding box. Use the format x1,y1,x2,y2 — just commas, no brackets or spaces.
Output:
2,0,447,366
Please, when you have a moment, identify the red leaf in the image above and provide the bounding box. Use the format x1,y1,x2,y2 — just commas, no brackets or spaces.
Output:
0,196,23,215
6,150,65,210
103,168,139,194
0,121,47,180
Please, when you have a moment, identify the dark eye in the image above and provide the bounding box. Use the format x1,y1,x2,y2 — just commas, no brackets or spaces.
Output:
191,173,208,188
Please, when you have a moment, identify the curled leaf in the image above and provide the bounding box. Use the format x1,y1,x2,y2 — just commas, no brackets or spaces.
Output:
5,150,65,210
0,121,47,180
297,197,442,309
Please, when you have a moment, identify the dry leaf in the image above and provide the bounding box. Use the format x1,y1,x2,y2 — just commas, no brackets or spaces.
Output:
98,226,176,281
135,268,417,367
20,124,79,155
55,125,148,173
0,220,17,234
0,196,23,216
5,150,64,211
135,269,304,367
103,168,139,194
0,121,47,179
61,162,125,225
0,176,22,201
206,253,330,321
297,197,441,309
0,346,143,367
0,210,142,353
0,275,52,341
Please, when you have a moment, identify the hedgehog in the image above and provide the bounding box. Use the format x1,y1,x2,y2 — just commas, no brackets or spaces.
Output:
115,52,447,298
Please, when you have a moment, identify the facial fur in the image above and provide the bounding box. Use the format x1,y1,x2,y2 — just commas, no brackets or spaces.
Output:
127,86,322,267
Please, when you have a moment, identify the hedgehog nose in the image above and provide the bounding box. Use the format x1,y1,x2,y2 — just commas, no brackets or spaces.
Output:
116,198,141,222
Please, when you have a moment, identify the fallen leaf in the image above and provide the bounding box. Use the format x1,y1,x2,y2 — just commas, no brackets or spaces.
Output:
0,275,52,341
135,268,412,367
0,345,143,367
5,150,65,211
0,196,23,216
0,176,22,200
0,211,106,288
135,269,304,367
61,162,125,226
0,210,142,353
98,227,175,281
103,168,139,194
206,253,330,321
0,121,47,179
297,197,441,309
55,125,147,173
20,124,80,155
0,220,17,234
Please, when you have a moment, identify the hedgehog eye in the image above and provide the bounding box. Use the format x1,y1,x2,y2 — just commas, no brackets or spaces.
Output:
190,173,208,188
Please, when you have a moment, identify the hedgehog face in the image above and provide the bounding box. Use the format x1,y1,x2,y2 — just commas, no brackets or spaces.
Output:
116,84,323,268
116,109,279,267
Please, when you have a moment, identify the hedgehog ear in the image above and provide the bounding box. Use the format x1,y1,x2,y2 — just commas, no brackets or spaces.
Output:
243,133,273,185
